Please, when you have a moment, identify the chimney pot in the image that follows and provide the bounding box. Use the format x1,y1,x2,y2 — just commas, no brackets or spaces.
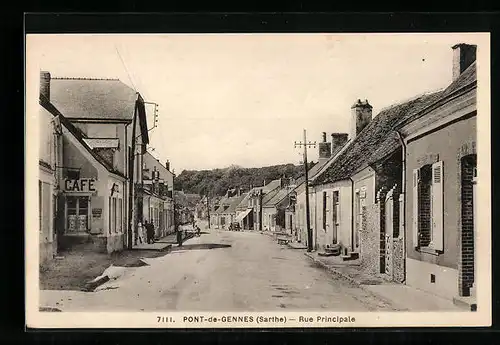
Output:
331,133,349,156
350,99,372,139
318,132,332,162
452,43,477,81
40,71,51,100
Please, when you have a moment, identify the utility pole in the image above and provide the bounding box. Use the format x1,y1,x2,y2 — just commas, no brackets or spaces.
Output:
206,193,211,229
294,129,316,252
127,96,139,250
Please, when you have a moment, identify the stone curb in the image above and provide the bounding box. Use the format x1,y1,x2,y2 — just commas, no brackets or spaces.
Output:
84,275,110,292
287,243,308,250
303,252,408,311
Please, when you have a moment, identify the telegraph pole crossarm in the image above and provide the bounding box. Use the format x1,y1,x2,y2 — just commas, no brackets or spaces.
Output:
294,129,316,252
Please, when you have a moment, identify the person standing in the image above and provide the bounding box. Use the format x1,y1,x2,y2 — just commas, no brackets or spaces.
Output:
145,220,153,244
176,224,183,247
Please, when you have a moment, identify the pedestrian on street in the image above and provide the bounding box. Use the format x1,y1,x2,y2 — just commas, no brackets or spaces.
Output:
176,225,183,247
145,220,154,244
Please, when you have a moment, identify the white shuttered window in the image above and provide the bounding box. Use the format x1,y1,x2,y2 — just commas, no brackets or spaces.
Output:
412,169,420,248
431,161,444,251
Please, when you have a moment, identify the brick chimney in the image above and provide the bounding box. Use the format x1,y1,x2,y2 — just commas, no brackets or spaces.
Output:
350,99,372,140
452,43,477,81
40,71,51,100
331,133,349,156
318,132,332,164
165,160,170,171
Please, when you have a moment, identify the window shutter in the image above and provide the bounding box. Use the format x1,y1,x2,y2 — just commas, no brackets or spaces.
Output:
322,191,327,230
431,161,444,251
412,169,419,248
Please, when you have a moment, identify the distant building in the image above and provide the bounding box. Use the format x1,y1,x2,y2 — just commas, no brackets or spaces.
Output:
141,152,175,239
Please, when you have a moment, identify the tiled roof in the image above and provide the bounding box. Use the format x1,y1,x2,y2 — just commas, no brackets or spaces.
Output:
367,62,478,166
39,94,126,179
50,78,138,121
213,197,232,214
312,91,444,185
143,151,173,181
442,61,477,98
263,179,281,193
263,187,293,207
225,195,247,214
261,188,281,205
235,193,251,210
396,62,476,129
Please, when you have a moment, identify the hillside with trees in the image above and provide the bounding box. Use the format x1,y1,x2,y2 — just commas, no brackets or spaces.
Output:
175,162,316,196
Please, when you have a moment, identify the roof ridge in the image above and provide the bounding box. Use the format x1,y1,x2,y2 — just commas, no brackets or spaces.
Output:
52,77,120,81
378,89,445,113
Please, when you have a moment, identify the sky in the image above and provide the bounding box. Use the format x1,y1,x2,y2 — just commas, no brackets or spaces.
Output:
27,33,486,173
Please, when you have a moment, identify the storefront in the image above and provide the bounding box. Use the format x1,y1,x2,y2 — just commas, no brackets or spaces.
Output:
57,115,128,254
59,173,126,253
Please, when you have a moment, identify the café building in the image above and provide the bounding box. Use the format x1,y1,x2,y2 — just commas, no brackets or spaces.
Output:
54,107,128,254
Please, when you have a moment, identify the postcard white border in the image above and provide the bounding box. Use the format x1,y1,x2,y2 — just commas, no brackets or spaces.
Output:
25,32,491,328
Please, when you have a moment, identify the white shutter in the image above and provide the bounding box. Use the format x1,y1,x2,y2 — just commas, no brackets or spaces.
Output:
431,161,444,251
412,169,419,248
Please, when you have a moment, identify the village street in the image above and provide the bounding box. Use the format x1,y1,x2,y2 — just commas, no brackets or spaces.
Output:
40,225,398,312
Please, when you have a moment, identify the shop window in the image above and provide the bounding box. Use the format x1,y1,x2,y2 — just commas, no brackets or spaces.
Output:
66,196,89,233
412,161,444,252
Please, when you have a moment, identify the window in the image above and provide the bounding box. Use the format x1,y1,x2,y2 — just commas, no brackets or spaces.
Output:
67,196,89,233
412,161,444,252
118,198,123,233
332,191,339,244
322,191,327,231
112,197,117,233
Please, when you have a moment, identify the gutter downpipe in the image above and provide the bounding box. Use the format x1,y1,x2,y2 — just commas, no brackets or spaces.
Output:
349,177,355,254
396,130,407,284
124,122,130,248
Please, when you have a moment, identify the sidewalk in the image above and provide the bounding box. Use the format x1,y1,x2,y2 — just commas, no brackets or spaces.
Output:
304,252,461,312
132,231,195,251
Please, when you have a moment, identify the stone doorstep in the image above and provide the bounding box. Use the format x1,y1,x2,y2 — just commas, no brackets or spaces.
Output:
288,242,307,250
304,252,406,311
453,295,477,311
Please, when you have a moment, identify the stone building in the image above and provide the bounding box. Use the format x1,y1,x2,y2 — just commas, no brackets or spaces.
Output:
398,43,477,309
141,152,175,239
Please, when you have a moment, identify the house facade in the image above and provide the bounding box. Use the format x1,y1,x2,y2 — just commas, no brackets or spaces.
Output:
141,152,175,239
400,44,477,305
38,73,63,265
43,72,149,253
234,192,253,229
311,91,443,269
293,132,349,247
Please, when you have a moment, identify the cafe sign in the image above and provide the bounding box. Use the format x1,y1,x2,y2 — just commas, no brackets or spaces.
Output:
64,178,97,193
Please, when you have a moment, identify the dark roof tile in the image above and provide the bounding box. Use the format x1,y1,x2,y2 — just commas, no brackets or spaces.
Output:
50,78,137,121
312,91,443,185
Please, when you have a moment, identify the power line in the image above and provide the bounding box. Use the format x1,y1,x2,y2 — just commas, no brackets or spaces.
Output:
115,44,137,92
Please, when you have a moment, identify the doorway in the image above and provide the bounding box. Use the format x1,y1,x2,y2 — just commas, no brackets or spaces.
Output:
460,154,477,297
